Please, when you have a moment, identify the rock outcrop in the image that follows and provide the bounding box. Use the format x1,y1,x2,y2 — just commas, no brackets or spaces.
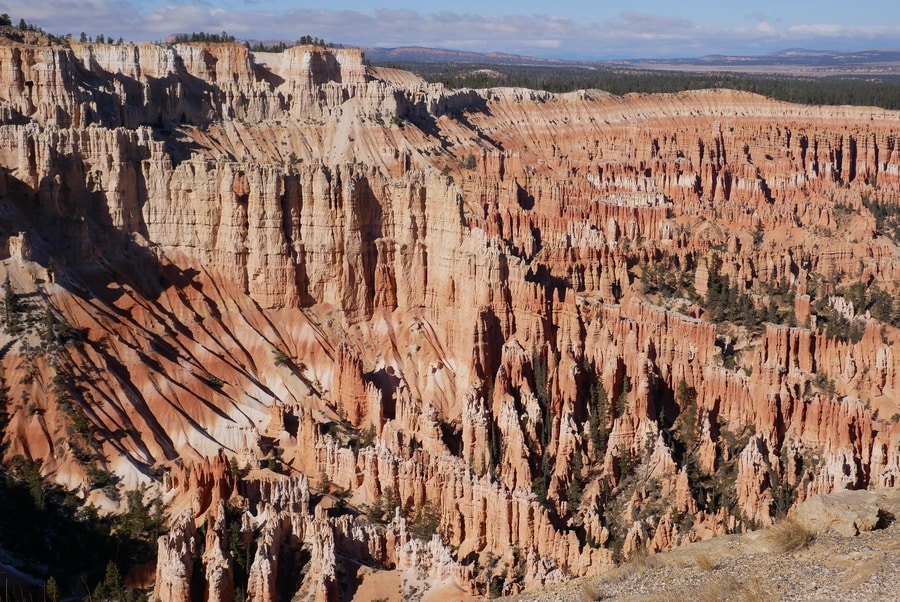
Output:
1,29,899,600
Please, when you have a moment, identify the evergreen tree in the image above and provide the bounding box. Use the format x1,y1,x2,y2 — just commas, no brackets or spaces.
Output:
587,375,609,460
92,561,123,601
45,576,60,602
409,501,440,541
3,276,20,334
568,447,584,510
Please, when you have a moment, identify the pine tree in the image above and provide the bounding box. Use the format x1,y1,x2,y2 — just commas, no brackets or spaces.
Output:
92,561,123,601
3,276,20,333
588,378,609,460
45,576,60,602
568,447,584,510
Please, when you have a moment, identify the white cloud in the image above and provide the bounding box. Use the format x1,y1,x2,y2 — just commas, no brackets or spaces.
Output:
788,24,900,38
4,2,899,58
5,0,145,36
609,11,696,35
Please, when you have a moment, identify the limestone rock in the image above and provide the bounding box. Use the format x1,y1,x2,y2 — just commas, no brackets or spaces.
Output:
153,510,197,602
794,490,881,536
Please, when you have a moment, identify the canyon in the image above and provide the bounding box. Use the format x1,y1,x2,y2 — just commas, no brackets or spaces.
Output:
0,26,899,601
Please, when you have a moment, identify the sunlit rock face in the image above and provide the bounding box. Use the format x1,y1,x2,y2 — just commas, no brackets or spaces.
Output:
1,33,899,599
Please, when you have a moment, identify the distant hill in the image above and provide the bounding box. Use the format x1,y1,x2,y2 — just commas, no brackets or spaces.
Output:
361,45,591,67
364,45,900,77
625,48,900,66
614,48,900,76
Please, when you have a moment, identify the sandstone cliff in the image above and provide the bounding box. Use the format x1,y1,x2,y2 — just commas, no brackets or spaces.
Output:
1,31,899,600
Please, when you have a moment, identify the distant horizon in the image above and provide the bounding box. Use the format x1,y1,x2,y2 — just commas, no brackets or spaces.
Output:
3,1,899,60
343,44,900,63
18,30,900,66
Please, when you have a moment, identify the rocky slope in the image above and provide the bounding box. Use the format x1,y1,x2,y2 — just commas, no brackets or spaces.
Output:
0,27,899,600
507,488,900,601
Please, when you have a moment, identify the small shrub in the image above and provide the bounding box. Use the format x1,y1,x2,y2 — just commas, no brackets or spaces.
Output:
690,575,771,602
813,373,837,397
532,475,549,506
317,471,332,493
360,425,376,447
580,581,601,601
488,571,506,598
272,348,290,366
627,548,662,570
694,552,716,571
409,501,440,541
201,372,225,389
765,518,814,552
366,486,400,523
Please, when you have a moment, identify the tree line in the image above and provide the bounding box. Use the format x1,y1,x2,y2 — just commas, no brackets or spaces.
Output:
377,61,900,111
171,31,237,44
171,32,334,51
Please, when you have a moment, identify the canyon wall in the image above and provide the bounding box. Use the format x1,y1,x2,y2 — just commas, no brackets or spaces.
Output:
1,32,899,599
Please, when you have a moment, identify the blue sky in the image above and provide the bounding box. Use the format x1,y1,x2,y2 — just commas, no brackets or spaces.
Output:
3,0,899,59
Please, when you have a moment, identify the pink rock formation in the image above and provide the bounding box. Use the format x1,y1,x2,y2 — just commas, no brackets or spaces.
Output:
1,31,899,600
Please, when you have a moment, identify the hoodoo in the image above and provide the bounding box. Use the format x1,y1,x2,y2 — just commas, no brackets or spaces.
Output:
1,28,899,600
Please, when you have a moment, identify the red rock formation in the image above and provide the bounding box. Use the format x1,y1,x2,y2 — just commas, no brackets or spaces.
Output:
1,32,899,600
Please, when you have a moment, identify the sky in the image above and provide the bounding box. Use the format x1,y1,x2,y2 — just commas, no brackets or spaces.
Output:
2,0,899,59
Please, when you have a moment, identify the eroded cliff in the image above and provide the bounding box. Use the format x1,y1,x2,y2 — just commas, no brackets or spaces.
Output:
1,30,899,600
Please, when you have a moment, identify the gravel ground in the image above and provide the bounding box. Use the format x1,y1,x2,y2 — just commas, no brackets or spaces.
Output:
504,520,900,602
